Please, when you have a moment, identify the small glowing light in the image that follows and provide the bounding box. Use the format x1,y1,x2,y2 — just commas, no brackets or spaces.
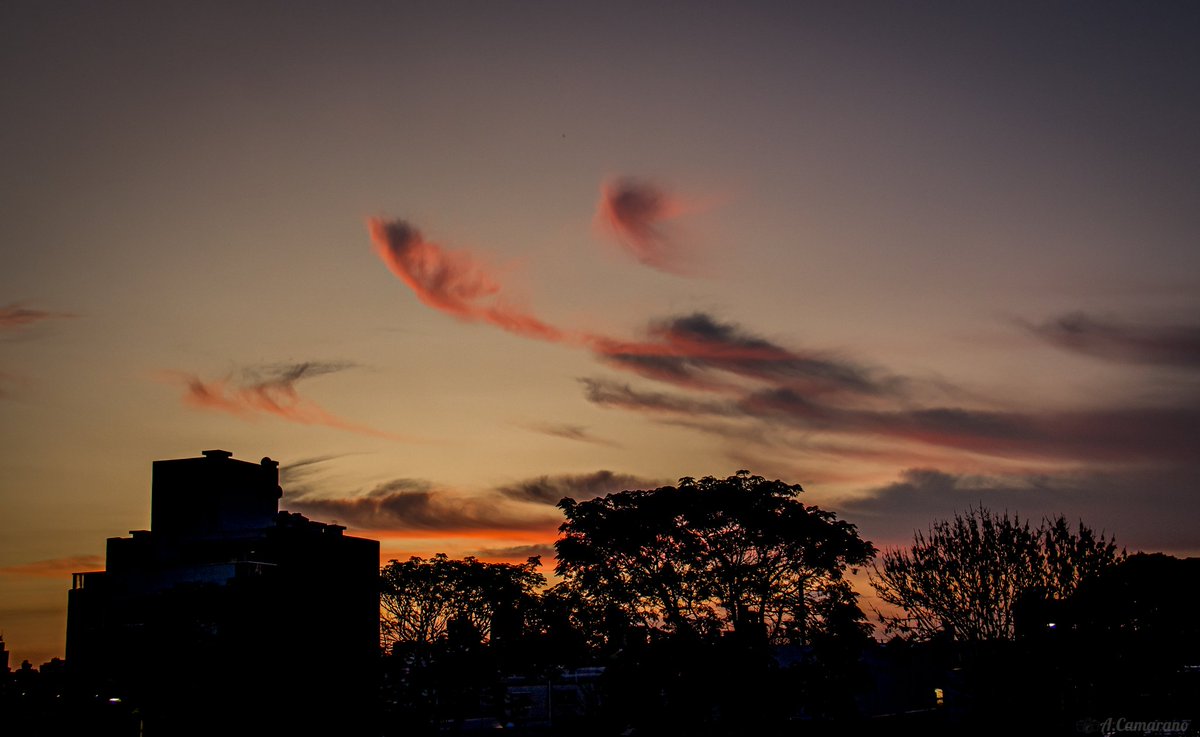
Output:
1047,622,1057,629
933,687,945,706
108,697,122,704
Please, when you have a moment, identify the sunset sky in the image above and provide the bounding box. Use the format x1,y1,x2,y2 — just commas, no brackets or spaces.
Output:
3,1,1198,666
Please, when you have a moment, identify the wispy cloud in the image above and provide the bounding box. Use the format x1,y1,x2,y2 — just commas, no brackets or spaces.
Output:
0,302,74,332
278,453,362,496
366,211,1199,503
1,554,104,578
369,218,566,342
165,361,417,441
285,468,662,535
581,377,735,416
496,470,664,505
370,219,871,398
595,178,693,275
524,422,622,447
288,478,560,534
471,543,557,562
1024,312,1200,369
1,303,74,398
583,377,1200,465
598,313,892,396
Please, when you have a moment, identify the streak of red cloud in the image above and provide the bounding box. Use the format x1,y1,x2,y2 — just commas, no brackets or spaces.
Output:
595,178,692,275
164,362,420,441
369,219,566,343
369,218,861,393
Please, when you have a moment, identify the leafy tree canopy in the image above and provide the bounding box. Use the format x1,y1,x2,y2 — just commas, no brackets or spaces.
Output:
380,553,544,650
555,471,876,644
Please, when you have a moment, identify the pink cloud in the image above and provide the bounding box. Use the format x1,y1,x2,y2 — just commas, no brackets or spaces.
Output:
595,178,693,275
165,362,419,441
369,219,566,343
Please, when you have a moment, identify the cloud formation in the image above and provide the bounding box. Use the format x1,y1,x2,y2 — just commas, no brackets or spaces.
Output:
0,302,74,332
471,543,557,562
524,422,622,447
168,361,414,440
366,211,1199,522
840,465,1200,553
369,219,869,396
599,313,890,396
584,376,1200,465
581,377,734,416
595,178,691,275
369,218,566,342
1,303,74,398
284,468,662,536
1025,312,1200,369
496,470,664,505
288,478,561,534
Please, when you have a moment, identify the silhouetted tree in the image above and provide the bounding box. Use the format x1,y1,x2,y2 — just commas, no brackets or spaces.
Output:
379,554,544,650
555,473,875,733
556,472,875,644
871,507,1122,641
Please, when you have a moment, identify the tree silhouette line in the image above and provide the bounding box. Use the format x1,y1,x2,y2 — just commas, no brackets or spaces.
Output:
376,473,1196,736
4,471,1195,735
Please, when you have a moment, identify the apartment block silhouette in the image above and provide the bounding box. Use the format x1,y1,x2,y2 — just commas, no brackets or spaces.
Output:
67,450,379,736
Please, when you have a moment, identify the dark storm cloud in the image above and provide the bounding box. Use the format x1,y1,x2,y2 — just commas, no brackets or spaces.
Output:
1025,312,1200,369
496,470,664,505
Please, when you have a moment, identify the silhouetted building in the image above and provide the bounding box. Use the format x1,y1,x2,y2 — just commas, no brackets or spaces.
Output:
0,634,8,673
67,450,379,736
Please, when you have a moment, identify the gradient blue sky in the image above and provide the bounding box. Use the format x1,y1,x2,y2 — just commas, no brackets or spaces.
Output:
3,1,1198,665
